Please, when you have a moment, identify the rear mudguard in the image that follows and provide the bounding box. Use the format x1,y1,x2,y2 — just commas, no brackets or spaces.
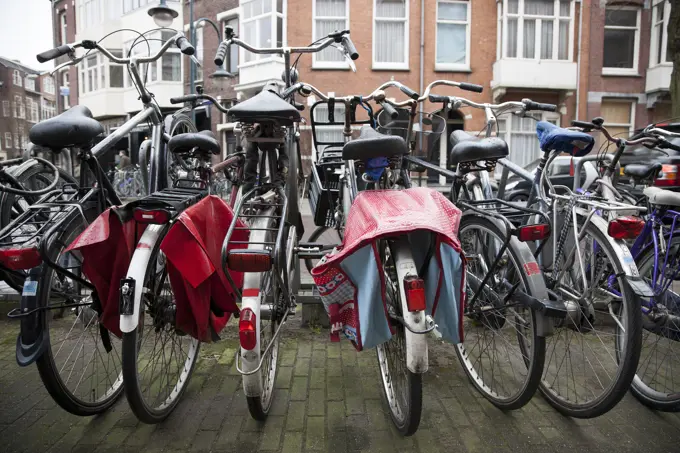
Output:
15,267,48,366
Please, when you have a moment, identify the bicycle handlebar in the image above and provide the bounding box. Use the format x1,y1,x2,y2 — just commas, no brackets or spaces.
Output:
37,45,73,63
341,35,359,61
169,93,230,113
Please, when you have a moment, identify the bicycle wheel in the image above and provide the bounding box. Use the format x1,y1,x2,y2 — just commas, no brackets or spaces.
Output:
164,113,196,189
304,226,343,273
540,216,641,418
34,214,124,415
630,235,680,411
376,240,422,436
455,215,545,410
122,225,200,424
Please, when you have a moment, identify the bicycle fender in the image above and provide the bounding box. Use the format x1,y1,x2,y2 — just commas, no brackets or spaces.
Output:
119,224,164,333
15,267,48,366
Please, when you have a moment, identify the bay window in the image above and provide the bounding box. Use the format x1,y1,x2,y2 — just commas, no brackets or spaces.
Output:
221,16,240,74
436,0,470,70
650,0,671,67
41,99,57,121
43,76,55,95
195,26,204,81
25,77,36,92
109,51,125,88
125,31,181,85
241,0,285,64
373,0,409,69
313,0,349,67
498,0,572,61
602,7,640,74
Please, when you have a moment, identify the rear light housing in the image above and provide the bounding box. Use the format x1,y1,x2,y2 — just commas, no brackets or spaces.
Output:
608,216,645,240
227,250,272,272
517,224,551,242
0,247,42,271
133,208,172,224
239,308,257,350
654,165,680,187
404,276,426,312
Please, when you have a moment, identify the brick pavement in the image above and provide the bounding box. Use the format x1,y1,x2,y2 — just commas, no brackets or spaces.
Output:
2,318,680,453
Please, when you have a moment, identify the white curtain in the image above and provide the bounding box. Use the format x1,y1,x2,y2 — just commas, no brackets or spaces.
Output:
317,19,346,61
523,19,535,58
558,20,569,60
559,0,570,16
540,20,553,59
524,0,554,15
376,0,406,17
375,22,406,63
437,24,466,64
507,18,518,57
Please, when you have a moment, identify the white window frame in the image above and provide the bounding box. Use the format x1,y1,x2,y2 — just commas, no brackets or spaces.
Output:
4,133,12,150
60,11,68,45
2,101,9,117
435,0,471,71
498,0,575,62
61,70,71,109
15,96,25,119
13,70,22,87
80,52,103,94
601,98,636,137
217,10,240,74
650,0,671,68
41,99,57,121
195,24,205,83
25,77,36,92
312,0,350,69
124,32,182,86
240,0,287,67
372,0,409,70
43,76,55,95
602,6,640,76
26,97,39,123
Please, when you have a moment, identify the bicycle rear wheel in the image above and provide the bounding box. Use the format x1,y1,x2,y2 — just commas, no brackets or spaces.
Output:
630,235,680,411
455,215,545,410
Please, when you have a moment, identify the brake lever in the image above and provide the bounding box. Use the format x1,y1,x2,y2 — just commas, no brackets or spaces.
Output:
50,55,82,76
190,55,202,68
331,43,356,72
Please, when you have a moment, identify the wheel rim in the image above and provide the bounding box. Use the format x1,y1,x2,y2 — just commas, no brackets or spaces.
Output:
456,222,536,403
376,242,410,427
258,270,280,412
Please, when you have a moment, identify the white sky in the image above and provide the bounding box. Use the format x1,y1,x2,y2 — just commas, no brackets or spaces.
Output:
0,0,54,71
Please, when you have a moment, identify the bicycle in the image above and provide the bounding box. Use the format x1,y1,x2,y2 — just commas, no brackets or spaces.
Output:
5,28,198,416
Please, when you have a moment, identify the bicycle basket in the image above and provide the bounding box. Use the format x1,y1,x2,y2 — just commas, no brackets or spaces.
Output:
376,109,446,162
309,158,343,228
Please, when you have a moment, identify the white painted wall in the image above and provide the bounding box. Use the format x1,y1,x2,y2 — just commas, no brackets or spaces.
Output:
491,59,578,91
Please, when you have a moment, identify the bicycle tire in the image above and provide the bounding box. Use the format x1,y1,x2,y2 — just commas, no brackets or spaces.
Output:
304,226,343,273
455,215,545,410
34,213,124,416
375,240,422,436
122,225,200,424
162,113,196,190
630,234,680,411
539,215,642,418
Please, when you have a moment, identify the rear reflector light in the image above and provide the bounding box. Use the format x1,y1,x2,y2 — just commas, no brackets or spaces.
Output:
517,224,551,242
239,308,257,350
654,165,680,187
0,247,42,271
404,276,426,312
227,250,272,272
608,216,645,240
133,208,171,224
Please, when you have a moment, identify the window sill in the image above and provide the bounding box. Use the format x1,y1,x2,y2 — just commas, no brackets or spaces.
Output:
602,69,640,77
434,64,471,73
371,64,410,71
239,57,284,69
312,64,351,71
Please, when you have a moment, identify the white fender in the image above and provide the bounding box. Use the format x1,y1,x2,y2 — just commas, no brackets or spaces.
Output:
120,224,164,333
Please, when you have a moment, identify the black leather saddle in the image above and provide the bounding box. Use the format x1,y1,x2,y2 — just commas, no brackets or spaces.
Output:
624,163,663,181
342,125,408,161
228,89,301,126
168,130,221,155
29,105,104,149
449,130,509,165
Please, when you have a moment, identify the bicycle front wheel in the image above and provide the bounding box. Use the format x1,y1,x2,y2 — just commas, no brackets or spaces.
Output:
455,215,545,410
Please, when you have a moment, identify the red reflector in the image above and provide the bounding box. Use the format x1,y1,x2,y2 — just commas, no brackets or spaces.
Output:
227,250,272,272
0,247,42,271
239,308,257,350
404,276,426,312
654,165,680,187
133,208,171,224
517,224,551,242
608,216,645,240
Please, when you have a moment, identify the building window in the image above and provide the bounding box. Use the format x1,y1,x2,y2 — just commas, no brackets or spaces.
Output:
13,70,22,87
596,99,634,150
241,0,285,63
313,0,349,67
499,0,572,61
2,101,9,117
373,0,409,69
26,97,39,123
602,7,640,74
41,99,56,121
61,71,70,109
5,133,12,150
60,11,68,45
195,26,204,82
497,113,559,174
13,133,20,150
651,0,671,67
25,77,36,91
14,96,25,119
18,126,26,150
43,76,55,95
109,50,125,87
436,0,470,70
126,31,181,84
222,16,239,73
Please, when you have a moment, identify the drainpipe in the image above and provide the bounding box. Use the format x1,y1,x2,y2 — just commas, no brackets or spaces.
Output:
418,0,424,187
189,0,195,123
576,0,584,120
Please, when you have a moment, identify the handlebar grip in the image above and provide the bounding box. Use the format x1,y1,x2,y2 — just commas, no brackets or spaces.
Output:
214,41,229,66
380,102,399,120
399,85,419,100
212,155,244,173
571,120,595,130
292,101,305,111
523,99,557,112
170,94,199,104
37,45,72,63
659,139,680,153
459,82,483,93
429,94,450,104
175,36,195,56
341,36,359,61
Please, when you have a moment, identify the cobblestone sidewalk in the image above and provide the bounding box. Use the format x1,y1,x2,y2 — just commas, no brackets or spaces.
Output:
1,318,680,453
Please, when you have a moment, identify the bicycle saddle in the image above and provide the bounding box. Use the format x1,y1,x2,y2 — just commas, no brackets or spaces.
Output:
342,125,408,161
29,105,104,149
624,163,662,181
168,130,221,155
536,121,594,156
644,186,680,207
449,130,508,165
228,89,301,126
